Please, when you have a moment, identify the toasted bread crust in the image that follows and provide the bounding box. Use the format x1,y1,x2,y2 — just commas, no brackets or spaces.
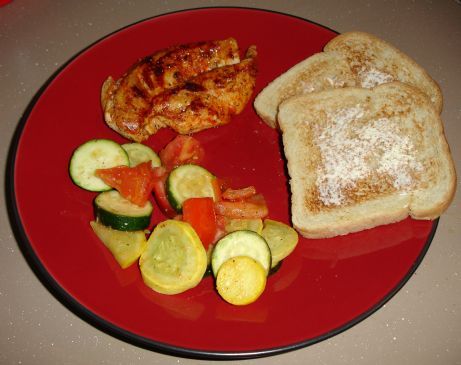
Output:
325,31,443,113
254,31,443,128
253,52,356,128
278,82,456,238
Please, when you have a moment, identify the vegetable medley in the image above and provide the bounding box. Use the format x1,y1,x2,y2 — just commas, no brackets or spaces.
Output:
69,135,298,305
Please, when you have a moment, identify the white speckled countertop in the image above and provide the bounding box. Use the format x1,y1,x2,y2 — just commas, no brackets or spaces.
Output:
1,1,460,364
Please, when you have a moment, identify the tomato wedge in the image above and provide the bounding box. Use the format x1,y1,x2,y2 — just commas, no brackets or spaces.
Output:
211,178,223,202
222,186,257,201
182,197,218,249
159,135,205,171
213,214,227,243
214,193,269,219
151,166,177,218
96,161,155,207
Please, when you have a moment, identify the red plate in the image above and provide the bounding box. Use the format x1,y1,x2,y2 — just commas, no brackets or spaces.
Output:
7,7,437,359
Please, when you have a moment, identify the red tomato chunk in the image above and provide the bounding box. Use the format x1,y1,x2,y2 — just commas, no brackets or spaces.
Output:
159,135,205,171
96,161,155,207
182,197,218,249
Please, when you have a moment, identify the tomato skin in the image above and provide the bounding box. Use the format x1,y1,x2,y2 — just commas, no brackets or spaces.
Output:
182,197,218,249
213,214,227,242
222,186,257,201
159,135,205,171
211,178,223,202
216,177,232,192
214,193,269,219
151,166,177,218
96,161,155,207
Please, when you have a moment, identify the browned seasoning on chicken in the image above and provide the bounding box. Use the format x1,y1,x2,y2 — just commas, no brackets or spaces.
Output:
101,38,257,142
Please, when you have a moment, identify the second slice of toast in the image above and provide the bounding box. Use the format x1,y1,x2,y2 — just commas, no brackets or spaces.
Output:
254,31,443,128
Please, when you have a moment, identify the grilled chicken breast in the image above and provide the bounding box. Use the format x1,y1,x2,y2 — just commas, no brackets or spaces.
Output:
145,46,257,136
101,38,257,142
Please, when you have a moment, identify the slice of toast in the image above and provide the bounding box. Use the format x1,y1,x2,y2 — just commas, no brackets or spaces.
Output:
278,82,456,239
324,31,443,113
254,52,356,128
254,31,443,128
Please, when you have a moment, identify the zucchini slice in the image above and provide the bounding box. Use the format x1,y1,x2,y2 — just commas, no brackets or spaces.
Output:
167,164,216,212
90,221,147,269
216,256,267,306
94,190,153,231
211,230,271,277
69,139,129,191
121,143,161,167
261,219,299,268
139,220,207,295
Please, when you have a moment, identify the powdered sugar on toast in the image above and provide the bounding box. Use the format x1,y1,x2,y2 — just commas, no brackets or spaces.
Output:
314,104,422,206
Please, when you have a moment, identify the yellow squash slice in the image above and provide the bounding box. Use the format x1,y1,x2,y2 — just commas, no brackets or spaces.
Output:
261,219,299,268
139,220,207,295
90,221,147,269
224,218,263,234
216,256,267,306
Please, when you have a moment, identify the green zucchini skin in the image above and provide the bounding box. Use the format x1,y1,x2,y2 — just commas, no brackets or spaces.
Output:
90,221,147,269
121,143,161,167
69,139,129,192
166,164,216,212
268,261,282,275
211,230,272,277
94,190,153,231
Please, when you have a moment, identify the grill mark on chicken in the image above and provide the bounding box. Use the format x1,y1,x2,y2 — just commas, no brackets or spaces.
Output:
101,38,256,142
184,82,206,92
146,45,257,136
131,85,148,99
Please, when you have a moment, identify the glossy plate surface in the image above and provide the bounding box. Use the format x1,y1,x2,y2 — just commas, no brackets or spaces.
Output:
7,7,437,359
